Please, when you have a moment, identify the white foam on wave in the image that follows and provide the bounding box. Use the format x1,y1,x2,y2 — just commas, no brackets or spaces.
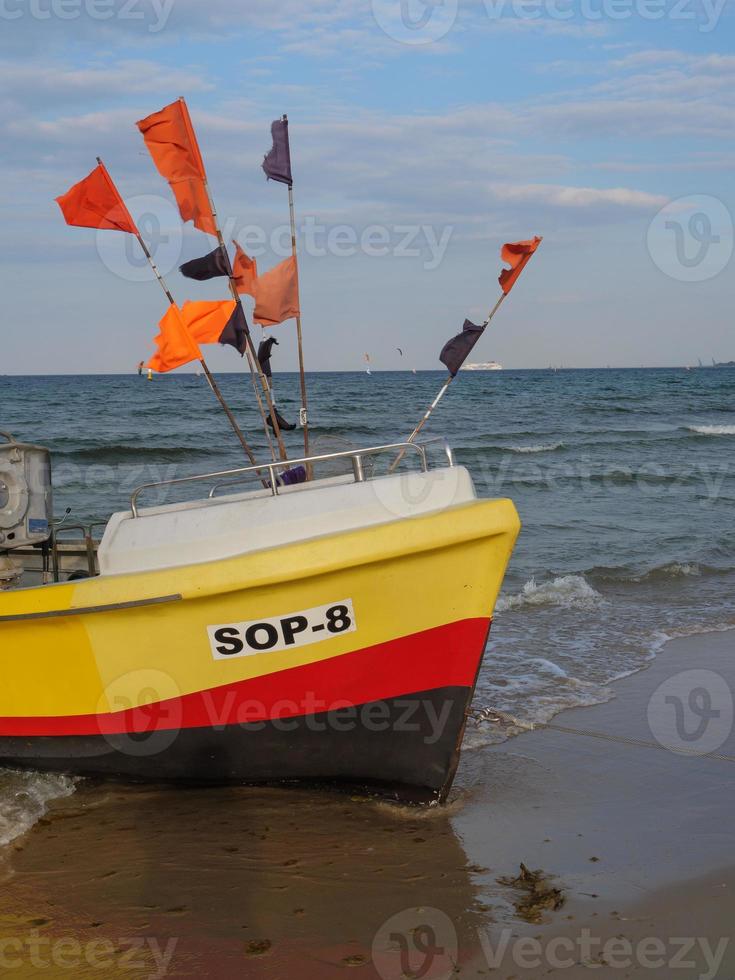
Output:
687,424,735,436
464,680,616,750
508,441,564,454
527,657,569,678
0,770,76,847
496,574,603,613
467,617,735,752
659,562,701,578
647,620,735,656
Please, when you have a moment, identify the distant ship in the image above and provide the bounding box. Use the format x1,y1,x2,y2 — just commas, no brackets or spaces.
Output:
698,358,735,369
460,361,503,371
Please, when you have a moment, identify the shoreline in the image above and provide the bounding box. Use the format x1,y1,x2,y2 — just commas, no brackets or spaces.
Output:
2,366,719,377
0,628,733,977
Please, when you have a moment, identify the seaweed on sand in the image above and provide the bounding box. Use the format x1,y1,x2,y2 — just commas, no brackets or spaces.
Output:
497,863,565,923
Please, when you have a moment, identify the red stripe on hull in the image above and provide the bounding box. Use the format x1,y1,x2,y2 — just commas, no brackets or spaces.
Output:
0,618,491,738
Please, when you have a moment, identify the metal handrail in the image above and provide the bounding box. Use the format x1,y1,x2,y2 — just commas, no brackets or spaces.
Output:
51,521,106,580
129,440,441,518
208,439,453,500
416,436,456,468
208,473,264,500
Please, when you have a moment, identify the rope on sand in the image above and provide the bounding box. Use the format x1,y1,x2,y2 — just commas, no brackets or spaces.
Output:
474,709,735,764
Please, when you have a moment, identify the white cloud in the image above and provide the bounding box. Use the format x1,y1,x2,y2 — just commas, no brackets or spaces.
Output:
489,183,667,209
0,58,213,117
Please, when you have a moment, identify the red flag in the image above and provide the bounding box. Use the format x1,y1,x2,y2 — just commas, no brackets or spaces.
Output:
136,98,217,237
253,256,300,327
232,241,258,297
148,304,202,373
498,236,542,295
55,162,137,235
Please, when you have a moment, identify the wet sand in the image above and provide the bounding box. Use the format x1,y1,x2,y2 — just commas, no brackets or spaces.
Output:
1,629,733,978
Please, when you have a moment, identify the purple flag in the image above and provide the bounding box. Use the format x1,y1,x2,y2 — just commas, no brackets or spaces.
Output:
439,320,486,376
219,303,249,356
257,336,279,378
262,118,293,186
180,245,229,281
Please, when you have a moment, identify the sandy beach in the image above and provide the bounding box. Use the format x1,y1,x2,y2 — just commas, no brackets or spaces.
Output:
0,627,732,978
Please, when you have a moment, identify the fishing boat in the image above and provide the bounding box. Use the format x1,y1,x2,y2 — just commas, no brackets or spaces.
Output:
0,435,519,803
1,98,538,804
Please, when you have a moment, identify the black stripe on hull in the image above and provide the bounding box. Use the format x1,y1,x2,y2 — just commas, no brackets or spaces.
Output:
0,686,473,804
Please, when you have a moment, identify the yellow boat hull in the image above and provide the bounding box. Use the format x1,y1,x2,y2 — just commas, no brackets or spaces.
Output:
0,498,519,802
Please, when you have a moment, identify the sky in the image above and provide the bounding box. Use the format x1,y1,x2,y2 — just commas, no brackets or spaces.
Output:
1,0,733,373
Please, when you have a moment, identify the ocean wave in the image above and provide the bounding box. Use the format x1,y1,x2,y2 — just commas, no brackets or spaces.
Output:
56,444,222,462
646,620,735,654
508,442,564,454
496,574,603,612
0,770,76,847
686,424,735,436
584,470,698,486
642,561,701,579
585,560,735,583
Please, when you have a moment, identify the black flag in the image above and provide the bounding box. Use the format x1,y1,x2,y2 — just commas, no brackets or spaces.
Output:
256,336,295,430
267,408,296,432
439,320,486,376
220,303,249,356
262,118,293,186
180,245,229,281
257,336,279,378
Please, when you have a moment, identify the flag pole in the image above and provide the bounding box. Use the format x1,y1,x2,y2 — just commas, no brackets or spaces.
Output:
134,231,260,468
95,159,260,468
389,292,508,473
284,115,311,464
200,177,289,463
230,239,277,463
172,97,288,462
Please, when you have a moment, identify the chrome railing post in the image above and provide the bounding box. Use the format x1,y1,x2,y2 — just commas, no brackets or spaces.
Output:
352,455,365,483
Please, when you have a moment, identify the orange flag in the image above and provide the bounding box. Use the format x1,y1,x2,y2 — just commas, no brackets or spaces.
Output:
136,98,216,237
232,240,258,297
498,236,542,295
253,256,300,327
182,300,236,344
179,299,247,354
148,304,202,373
56,162,137,234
